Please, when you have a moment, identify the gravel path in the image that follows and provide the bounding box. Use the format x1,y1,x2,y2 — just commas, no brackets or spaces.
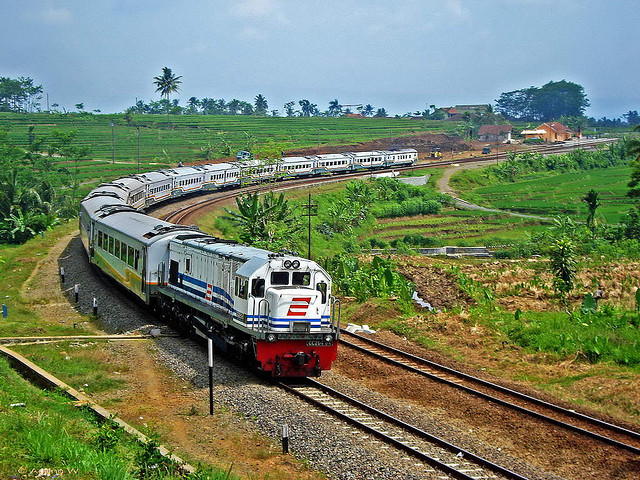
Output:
58,235,562,480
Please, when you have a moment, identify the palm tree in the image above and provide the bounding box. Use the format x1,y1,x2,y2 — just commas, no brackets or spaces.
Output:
153,67,182,101
362,104,374,117
254,94,268,115
298,100,318,117
328,99,342,117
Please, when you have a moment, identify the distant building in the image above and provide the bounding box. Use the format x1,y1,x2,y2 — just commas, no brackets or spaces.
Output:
443,107,461,118
477,125,513,142
521,122,580,142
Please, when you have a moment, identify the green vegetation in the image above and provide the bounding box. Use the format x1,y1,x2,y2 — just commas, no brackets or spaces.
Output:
1,112,457,167
0,129,84,243
450,142,632,219
0,356,238,479
495,79,589,121
486,305,640,367
0,221,82,337
222,191,302,251
323,255,413,306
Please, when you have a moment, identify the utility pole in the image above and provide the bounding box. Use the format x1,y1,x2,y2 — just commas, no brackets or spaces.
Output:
110,121,115,164
137,126,141,173
300,192,318,259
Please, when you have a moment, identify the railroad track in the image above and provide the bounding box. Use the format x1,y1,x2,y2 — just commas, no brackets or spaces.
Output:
154,137,616,226
280,378,530,480
340,329,640,455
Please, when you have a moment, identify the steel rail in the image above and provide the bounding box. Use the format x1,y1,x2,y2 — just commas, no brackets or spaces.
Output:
341,330,640,455
280,378,530,480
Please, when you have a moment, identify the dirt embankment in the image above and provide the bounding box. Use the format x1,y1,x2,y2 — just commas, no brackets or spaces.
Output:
286,133,470,157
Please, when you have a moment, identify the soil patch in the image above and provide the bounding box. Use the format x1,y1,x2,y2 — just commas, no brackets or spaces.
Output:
287,133,470,157
395,261,474,310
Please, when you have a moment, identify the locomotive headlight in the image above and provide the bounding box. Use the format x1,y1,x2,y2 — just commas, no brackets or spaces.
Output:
283,260,292,269
324,334,333,343
266,333,277,342
291,260,300,269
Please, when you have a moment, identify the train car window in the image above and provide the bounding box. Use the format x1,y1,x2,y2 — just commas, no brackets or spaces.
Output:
235,277,248,299
251,278,265,297
292,272,310,286
119,242,127,261
316,282,328,303
108,236,114,255
185,258,191,273
134,250,139,271
114,239,121,259
127,246,135,267
97,231,103,248
271,271,289,285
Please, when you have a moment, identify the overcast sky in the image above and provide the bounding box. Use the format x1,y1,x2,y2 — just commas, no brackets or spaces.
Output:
2,0,639,118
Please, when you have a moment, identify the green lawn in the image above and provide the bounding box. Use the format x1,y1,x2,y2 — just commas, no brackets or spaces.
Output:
453,165,634,224
1,112,456,175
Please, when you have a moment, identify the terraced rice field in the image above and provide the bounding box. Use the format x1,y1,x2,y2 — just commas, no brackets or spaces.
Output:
368,210,548,246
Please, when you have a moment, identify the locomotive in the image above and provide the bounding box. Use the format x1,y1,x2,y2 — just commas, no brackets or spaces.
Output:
79,148,417,376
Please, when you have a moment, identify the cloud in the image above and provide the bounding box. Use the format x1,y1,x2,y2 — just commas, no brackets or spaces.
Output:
445,0,469,19
231,0,279,17
38,7,73,26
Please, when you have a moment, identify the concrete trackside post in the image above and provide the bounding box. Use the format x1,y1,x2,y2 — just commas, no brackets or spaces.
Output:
282,424,289,454
208,328,214,416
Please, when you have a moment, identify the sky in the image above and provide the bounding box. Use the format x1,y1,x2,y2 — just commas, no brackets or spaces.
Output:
2,0,639,118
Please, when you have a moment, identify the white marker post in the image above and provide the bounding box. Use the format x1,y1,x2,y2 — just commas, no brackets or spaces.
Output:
282,424,289,454
208,329,214,415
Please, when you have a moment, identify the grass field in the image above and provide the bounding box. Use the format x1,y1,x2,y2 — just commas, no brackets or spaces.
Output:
451,164,635,224
0,112,455,164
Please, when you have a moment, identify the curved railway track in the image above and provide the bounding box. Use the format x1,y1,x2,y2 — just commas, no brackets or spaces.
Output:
153,137,616,226
280,378,530,480
340,329,640,455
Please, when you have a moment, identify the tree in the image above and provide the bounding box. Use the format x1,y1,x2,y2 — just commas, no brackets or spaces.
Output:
298,99,317,117
153,67,182,101
582,189,600,232
254,94,268,115
223,191,301,249
186,97,200,114
0,76,43,112
623,110,640,126
328,99,342,117
495,80,589,121
549,237,578,300
374,108,387,118
362,104,374,117
627,125,640,198
283,101,296,117
226,99,241,115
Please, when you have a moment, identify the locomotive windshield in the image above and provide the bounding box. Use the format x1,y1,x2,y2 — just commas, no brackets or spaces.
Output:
292,272,310,285
270,271,311,286
271,271,288,285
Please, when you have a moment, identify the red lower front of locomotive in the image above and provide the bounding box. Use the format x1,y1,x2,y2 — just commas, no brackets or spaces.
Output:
256,339,338,377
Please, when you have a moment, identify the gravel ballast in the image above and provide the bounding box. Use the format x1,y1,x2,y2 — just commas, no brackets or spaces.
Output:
60,235,561,480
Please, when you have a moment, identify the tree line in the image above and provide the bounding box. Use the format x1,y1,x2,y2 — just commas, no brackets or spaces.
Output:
0,128,86,243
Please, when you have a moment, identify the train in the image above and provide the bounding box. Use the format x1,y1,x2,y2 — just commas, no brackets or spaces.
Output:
79,148,418,377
